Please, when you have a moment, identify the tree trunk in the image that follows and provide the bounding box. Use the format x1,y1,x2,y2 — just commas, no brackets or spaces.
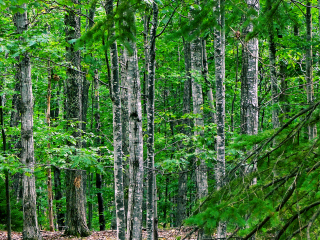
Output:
93,70,106,231
14,6,42,240
241,0,259,137
214,0,226,238
190,28,208,201
64,0,90,236
54,166,64,230
306,1,316,139
267,0,280,130
146,3,158,240
120,46,129,226
46,63,54,232
106,0,126,238
126,11,144,240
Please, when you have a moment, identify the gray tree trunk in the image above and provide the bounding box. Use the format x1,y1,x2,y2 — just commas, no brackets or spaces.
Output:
64,0,90,236
146,3,158,240
190,31,208,201
214,0,226,238
306,1,316,139
106,0,126,238
14,6,42,240
126,12,144,240
241,0,259,137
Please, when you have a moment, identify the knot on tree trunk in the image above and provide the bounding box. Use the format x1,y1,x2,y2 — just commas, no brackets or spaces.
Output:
21,129,33,139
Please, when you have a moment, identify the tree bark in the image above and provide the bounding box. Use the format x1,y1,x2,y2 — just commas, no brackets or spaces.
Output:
190,23,208,201
14,5,42,240
306,1,316,139
126,10,144,240
106,0,126,238
64,0,90,236
146,3,158,240
214,0,226,238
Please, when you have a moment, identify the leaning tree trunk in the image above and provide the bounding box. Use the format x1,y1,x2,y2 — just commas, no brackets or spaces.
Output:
306,1,316,139
241,0,260,184
106,0,126,238
126,10,144,240
14,6,42,240
64,0,90,236
214,0,226,238
146,2,158,240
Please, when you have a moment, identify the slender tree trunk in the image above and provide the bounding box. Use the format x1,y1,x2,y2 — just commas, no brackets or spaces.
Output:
190,24,208,201
64,0,90,236
120,47,129,226
267,0,280,130
306,1,316,139
126,11,144,240
147,3,158,240
14,6,42,240
214,0,226,238
1,77,11,240
106,0,126,238
46,63,54,232
93,70,106,231
143,12,150,116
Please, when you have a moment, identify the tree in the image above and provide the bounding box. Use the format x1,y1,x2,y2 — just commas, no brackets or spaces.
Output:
13,5,42,240
214,0,226,238
64,0,90,236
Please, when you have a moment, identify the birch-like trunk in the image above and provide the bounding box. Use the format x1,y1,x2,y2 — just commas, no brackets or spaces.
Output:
306,1,316,139
14,6,42,240
241,0,259,137
214,0,226,238
146,3,158,240
191,32,208,201
106,0,126,238
120,47,129,226
64,0,90,236
126,12,144,240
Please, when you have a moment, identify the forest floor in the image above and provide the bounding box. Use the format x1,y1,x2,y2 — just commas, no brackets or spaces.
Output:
0,227,201,240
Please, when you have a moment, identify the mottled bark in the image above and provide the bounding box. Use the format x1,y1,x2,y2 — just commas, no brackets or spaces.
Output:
106,0,126,238
214,0,226,238
126,12,144,240
120,47,129,224
146,3,158,240
54,166,64,230
143,13,150,115
202,39,216,124
306,1,316,139
190,30,208,200
64,0,90,236
241,0,259,137
14,6,42,240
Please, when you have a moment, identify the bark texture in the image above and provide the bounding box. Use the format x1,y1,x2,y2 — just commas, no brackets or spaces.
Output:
241,0,259,137
146,3,158,240
14,6,42,240
126,11,144,240
306,1,316,139
214,0,226,238
107,0,126,238
64,0,90,236
190,32,208,200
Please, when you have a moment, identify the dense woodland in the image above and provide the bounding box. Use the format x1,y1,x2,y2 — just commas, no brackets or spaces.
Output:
1,0,320,239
